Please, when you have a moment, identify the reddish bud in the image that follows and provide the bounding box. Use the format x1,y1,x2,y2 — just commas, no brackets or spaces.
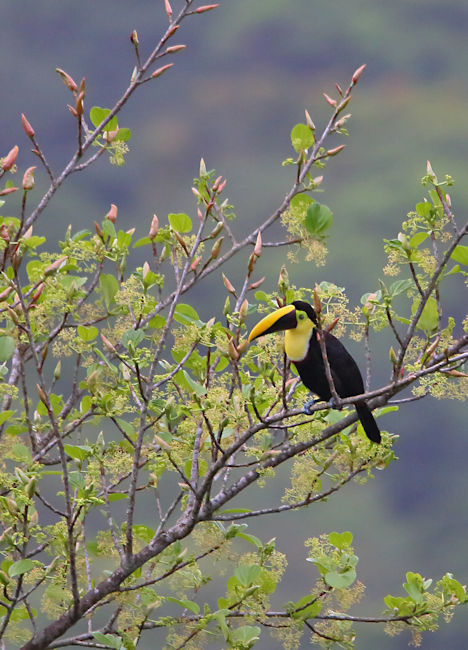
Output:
326,144,346,157
75,91,85,116
313,287,322,316
253,231,262,257
304,109,315,130
227,338,239,361
166,24,179,38
218,179,227,193
67,104,78,118
0,286,12,301
239,299,248,323
105,203,118,223
32,282,45,302
44,256,67,276
22,166,36,190
164,0,173,20
152,63,174,79
351,64,366,84
94,221,103,239
2,145,19,171
165,44,186,54
130,29,139,45
335,82,343,96
248,252,256,273
195,4,219,13
0,187,18,196
210,236,223,259
174,231,189,255
323,93,337,107
222,273,236,295
197,207,203,221
326,317,340,333
149,214,159,240
248,276,265,290
37,383,49,406
190,255,201,272
0,225,10,244
55,68,78,92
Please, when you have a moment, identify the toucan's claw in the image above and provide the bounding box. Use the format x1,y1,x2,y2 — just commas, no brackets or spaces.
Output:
303,398,320,415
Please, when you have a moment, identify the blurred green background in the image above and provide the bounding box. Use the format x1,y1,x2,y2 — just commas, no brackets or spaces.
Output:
1,1,468,647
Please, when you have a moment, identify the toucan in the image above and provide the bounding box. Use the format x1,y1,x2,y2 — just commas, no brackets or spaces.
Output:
248,300,381,443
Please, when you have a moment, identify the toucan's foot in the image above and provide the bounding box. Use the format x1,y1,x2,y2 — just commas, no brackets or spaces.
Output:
303,398,320,415
329,396,343,410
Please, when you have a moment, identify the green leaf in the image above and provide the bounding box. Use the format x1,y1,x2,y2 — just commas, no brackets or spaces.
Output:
234,564,262,587
229,625,261,648
0,336,15,362
237,532,263,549
451,244,468,266
8,559,35,577
99,273,120,309
77,325,98,342
412,297,438,333
409,232,429,248
290,123,314,152
89,106,118,132
64,444,93,461
92,632,123,650
328,531,353,549
415,202,432,217
122,329,145,350
107,493,128,502
304,202,333,235
389,279,413,297
68,471,85,490
166,596,200,614
325,567,356,589
0,410,13,426
291,595,322,620
133,525,154,544
173,303,200,325
114,127,132,142
168,212,192,233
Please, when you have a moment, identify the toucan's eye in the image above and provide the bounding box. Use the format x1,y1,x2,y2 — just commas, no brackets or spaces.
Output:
298,312,305,320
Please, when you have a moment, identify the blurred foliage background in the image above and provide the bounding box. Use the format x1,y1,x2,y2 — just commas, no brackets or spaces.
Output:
1,1,468,647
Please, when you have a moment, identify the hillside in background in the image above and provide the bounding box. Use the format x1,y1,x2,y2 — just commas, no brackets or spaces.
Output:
1,1,468,647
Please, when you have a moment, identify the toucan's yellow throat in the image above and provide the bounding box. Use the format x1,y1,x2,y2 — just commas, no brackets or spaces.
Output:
248,303,315,362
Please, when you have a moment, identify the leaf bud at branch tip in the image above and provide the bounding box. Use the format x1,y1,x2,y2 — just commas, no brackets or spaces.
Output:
253,231,262,257
152,63,174,79
22,166,36,190
2,145,19,171
222,273,236,295
165,44,186,54
248,276,265,290
130,29,139,45
190,256,201,272
352,64,366,84
323,93,337,107
149,214,159,240
326,144,346,157
239,299,248,323
164,0,173,21
105,203,118,223
304,109,315,130
210,236,223,259
56,68,78,93
0,186,18,196
195,4,219,14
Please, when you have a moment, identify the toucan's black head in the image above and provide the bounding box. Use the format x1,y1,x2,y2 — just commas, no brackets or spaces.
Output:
248,300,318,342
291,301,318,325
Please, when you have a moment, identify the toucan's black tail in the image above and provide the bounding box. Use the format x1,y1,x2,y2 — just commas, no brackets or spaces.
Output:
355,403,381,443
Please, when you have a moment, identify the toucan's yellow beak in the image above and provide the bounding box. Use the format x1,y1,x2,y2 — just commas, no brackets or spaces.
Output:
248,304,297,342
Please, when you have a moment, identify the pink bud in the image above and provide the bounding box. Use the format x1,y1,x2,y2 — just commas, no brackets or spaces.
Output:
253,231,262,257
152,63,174,79
165,44,186,54
2,146,19,171
149,214,159,240
22,166,36,191
106,204,118,223
190,256,201,272
323,93,337,107
326,144,346,157
0,187,18,197
21,114,35,139
195,4,219,13
164,0,173,20
56,68,78,93
352,64,366,84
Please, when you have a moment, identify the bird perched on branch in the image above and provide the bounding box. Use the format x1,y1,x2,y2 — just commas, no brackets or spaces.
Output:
248,299,381,443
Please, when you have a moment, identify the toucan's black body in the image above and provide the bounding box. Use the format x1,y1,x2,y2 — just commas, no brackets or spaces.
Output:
248,300,381,443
